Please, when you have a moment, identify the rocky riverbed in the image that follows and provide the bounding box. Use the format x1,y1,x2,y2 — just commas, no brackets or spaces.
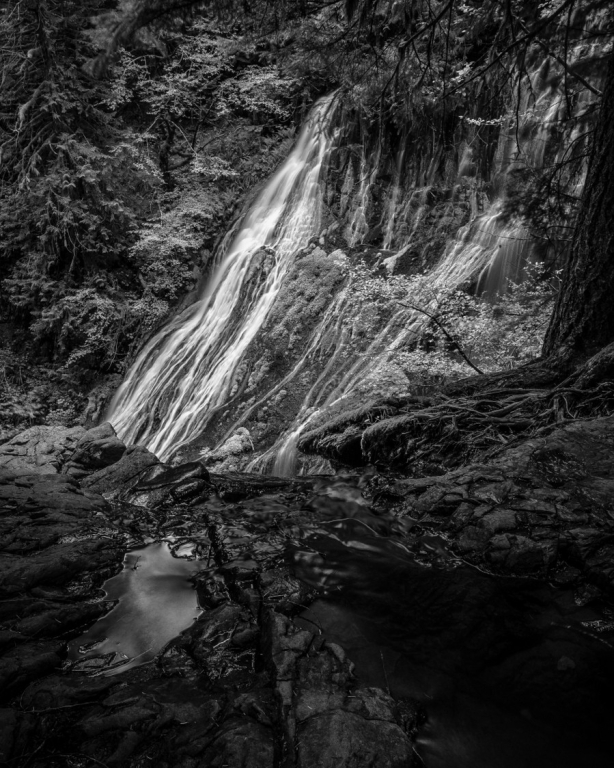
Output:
1,416,614,767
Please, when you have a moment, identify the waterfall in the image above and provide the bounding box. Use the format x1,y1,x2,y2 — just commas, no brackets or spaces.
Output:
107,29,602,475
107,95,339,461
239,49,598,476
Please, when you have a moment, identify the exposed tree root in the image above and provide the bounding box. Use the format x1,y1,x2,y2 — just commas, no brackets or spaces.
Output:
299,345,614,472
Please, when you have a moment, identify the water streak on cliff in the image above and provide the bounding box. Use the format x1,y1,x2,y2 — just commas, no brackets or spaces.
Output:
352,51,595,296
243,50,600,475
430,51,596,296
108,95,338,460
243,281,414,475
346,146,381,246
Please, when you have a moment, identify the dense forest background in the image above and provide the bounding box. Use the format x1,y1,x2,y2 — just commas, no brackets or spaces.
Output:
1,0,613,452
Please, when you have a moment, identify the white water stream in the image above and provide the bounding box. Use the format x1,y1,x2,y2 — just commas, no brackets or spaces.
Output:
242,51,597,474
108,34,599,473
108,96,338,460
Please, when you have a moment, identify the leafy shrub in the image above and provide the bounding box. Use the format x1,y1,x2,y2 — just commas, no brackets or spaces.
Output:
397,264,556,386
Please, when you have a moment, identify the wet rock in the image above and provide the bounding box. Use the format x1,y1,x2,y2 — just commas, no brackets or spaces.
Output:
412,483,468,516
1,412,614,766
20,674,116,711
79,703,158,737
0,472,109,557
486,534,557,573
82,444,159,495
128,460,211,506
262,607,416,767
0,640,63,699
0,539,118,596
230,690,276,727
190,604,249,652
202,720,276,768
479,509,517,533
63,422,126,478
0,707,17,763
105,730,145,766
210,471,311,502
265,611,313,688
562,527,609,561
0,425,85,475
9,600,107,638
584,542,614,591
456,525,491,553
260,567,311,615
297,710,413,768
0,469,123,711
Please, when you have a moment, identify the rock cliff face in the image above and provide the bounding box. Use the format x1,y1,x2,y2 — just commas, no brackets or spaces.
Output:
2,414,614,767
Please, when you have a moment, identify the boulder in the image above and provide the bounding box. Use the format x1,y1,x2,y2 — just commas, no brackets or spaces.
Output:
81,444,159,495
63,422,127,478
200,428,254,471
127,460,211,506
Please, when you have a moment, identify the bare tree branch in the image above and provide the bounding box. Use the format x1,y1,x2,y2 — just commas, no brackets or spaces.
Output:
397,301,485,375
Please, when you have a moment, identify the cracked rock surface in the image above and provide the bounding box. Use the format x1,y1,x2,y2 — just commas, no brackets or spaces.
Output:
1,417,614,767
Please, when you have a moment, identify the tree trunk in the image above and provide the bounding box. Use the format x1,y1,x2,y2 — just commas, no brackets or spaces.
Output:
542,52,614,363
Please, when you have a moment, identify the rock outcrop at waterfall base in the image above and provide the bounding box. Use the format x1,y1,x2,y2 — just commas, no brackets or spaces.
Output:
1,416,614,766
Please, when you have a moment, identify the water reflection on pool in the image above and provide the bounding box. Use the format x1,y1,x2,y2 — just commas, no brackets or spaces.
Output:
68,542,202,675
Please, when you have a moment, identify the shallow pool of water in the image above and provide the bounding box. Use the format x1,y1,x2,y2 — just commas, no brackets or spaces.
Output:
68,542,202,675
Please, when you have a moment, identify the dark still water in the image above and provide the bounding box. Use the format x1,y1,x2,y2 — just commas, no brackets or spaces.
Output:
290,518,614,768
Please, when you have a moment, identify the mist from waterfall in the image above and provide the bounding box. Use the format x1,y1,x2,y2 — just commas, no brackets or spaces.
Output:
108,95,339,460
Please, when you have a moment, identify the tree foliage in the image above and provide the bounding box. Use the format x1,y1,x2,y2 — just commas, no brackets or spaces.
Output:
0,1,159,350
0,0,300,379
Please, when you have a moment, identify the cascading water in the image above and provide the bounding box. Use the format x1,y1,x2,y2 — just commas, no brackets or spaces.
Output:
230,265,416,476
229,47,600,476
108,95,338,460
108,23,602,476
345,146,380,246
